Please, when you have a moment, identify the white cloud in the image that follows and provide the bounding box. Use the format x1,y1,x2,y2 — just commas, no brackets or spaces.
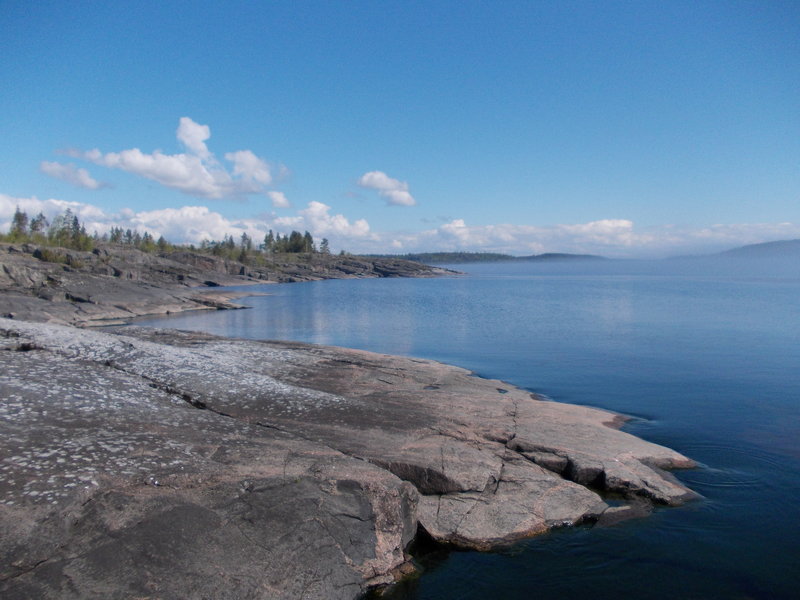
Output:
298,201,372,237
273,201,372,245
39,161,106,190
126,205,267,243
345,218,800,258
68,117,276,200
267,191,290,208
176,117,211,159
225,150,272,185
0,193,105,223
357,170,416,206
409,218,656,256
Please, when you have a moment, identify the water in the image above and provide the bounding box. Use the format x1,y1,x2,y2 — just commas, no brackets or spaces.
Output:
136,259,800,599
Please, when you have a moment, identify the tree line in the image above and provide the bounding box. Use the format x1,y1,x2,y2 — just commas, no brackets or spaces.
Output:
1,206,335,262
3,207,95,251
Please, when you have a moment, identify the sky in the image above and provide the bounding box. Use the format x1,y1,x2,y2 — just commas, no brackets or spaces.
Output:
1,0,798,257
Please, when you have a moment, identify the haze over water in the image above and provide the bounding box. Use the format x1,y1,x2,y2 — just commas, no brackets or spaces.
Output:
137,257,800,599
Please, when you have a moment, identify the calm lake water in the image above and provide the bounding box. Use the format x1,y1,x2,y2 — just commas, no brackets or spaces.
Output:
137,258,800,599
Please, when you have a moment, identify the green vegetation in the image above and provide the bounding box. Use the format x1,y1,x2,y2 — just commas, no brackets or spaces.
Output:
2,207,94,251
198,230,332,265
1,206,336,265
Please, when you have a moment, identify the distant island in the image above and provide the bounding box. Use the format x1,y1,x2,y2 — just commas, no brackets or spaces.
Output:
376,238,800,265
367,251,606,265
668,238,800,261
715,238,800,259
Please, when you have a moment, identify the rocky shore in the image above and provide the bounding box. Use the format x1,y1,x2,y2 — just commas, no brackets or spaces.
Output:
0,244,698,599
0,242,450,326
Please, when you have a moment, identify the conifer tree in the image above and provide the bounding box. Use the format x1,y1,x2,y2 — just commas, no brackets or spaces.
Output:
9,207,29,241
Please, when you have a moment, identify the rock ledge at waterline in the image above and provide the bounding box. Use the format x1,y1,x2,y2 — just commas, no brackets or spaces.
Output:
0,242,451,326
0,318,697,599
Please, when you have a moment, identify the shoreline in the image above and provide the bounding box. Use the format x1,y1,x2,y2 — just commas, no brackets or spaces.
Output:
0,317,698,599
0,244,698,599
0,241,452,327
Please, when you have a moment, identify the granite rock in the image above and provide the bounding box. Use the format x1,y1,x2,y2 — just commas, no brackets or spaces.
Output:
0,319,697,598
0,243,450,326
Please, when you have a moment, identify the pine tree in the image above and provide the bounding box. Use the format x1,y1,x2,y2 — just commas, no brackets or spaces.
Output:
30,212,48,237
9,207,29,241
264,230,275,253
287,231,305,253
303,231,314,253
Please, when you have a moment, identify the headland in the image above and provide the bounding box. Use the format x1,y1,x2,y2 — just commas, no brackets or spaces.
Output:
0,243,697,599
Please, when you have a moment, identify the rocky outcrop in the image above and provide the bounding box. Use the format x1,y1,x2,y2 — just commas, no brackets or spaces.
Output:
0,319,697,599
0,243,450,326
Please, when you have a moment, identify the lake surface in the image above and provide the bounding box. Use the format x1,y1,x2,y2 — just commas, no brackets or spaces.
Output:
137,259,800,599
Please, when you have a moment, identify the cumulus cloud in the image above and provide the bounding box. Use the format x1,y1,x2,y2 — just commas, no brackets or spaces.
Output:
357,171,416,206
0,193,105,223
274,201,372,240
176,117,211,158
299,201,371,237
67,117,277,200
267,191,290,208
225,150,272,185
39,161,106,189
125,205,267,243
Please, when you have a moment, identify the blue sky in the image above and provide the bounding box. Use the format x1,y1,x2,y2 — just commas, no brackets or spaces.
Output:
2,0,798,256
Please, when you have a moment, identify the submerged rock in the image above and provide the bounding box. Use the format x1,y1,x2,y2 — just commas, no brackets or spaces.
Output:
0,319,697,598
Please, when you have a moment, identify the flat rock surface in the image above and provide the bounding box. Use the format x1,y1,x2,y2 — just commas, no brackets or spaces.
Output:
0,318,697,598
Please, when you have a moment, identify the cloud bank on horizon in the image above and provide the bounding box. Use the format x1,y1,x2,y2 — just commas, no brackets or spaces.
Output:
4,117,797,257
3,189,798,258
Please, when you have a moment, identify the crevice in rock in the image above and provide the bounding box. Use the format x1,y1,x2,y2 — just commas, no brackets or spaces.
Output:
507,440,631,500
563,459,606,489
508,439,682,507
0,558,50,583
491,462,505,494
371,460,458,495
508,397,519,443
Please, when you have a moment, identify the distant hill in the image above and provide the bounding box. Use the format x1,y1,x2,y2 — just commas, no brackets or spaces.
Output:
717,239,800,259
516,252,606,262
367,251,606,265
367,252,515,264
670,239,800,261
